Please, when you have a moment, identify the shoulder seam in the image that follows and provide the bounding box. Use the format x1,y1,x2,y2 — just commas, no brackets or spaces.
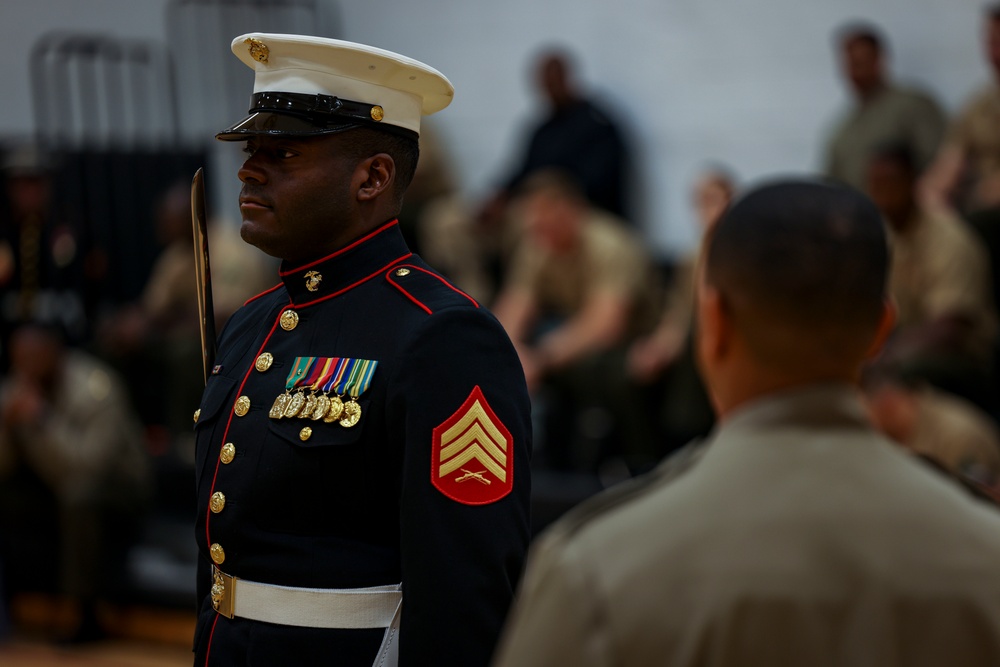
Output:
384,263,479,315
243,282,284,307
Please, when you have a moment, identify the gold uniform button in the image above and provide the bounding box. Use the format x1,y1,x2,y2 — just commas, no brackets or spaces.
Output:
193,408,201,423
210,543,225,565
299,426,313,441
234,396,251,417
255,352,274,372
280,309,299,331
395,267,411,277
220,443,236,464
210,492,226,513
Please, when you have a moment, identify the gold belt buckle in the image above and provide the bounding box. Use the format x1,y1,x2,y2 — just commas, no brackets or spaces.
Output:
211,566,236,619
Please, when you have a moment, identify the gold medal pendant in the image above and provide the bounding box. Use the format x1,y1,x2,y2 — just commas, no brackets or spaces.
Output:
270,392,291,419
284,391,307,418
300,393,318,419
339,400,362,428
323,395,345,423
310,394,331,420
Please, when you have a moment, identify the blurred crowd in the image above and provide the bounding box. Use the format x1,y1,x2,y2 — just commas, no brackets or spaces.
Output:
2,4,1000,646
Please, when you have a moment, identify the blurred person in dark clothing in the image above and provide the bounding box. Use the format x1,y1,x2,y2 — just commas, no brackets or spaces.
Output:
0,145,93,369
866,144,998,412
0,321,150,643
823,23,946,191
923,4,1000,215
480,49,631,226
493,170,658,472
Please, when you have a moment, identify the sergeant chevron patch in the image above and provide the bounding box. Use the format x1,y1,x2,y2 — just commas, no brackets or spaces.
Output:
432,386,513,505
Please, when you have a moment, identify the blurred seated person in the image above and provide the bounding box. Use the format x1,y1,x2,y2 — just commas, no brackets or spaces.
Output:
493,170,659,472
864,362,1000,491
866,144,999,409
97,181,273,451
0,321,151,642
625,168,735,453
921,4,1000,216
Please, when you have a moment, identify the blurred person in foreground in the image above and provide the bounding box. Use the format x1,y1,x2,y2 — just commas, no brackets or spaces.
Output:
493,179,1000,667
493,170,658,473
823,22,946,191
923,3,1000,215
193,33,530,666
0,321,150,643
866,144,998,410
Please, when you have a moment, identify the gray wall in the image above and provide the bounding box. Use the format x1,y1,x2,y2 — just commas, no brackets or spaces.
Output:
0,0,992,256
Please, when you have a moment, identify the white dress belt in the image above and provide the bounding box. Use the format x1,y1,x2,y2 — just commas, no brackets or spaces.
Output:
212,568,403,666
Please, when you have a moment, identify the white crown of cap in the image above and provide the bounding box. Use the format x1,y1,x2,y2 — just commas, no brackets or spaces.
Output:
231,32,454,135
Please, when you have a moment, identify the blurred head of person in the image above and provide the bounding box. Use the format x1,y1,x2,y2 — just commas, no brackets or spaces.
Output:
836,23,888,100
866,144,917,232
155,180,194,247
534,48,579,112
697,180,893,417
516,170,588,254
8,321,67,393
3,143,54,220
692,167,737,232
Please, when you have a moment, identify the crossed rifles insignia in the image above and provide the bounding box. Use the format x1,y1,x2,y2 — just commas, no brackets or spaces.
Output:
432,386,513,505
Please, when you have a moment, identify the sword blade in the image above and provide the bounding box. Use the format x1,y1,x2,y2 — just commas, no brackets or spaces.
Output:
191,167,217,385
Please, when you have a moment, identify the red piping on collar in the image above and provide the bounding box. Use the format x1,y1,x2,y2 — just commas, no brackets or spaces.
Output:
243,282,284,307
291,252,412,308
385,264,480,315
279,220,399,277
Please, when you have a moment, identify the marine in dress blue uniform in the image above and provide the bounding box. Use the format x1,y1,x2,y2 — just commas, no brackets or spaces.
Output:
192,34,531,666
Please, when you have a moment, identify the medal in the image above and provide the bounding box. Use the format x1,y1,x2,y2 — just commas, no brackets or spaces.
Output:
270,391,291,419
300,392,318,419
323,394,344,422
284,391,307,418
310,393,331,420
340,399,362,428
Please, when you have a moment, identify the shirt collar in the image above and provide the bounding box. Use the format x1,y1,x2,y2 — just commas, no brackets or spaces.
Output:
278,220,411,306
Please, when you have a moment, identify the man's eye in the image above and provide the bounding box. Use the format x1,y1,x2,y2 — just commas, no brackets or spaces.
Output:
242,145,257,157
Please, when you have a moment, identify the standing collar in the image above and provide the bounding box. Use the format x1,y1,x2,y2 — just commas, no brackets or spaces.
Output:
278,220,412,306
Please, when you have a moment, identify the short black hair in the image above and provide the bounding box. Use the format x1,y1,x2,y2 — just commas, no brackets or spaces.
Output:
705,179,888,367
342,127,420,210
836,21,887,54
869,142,917,176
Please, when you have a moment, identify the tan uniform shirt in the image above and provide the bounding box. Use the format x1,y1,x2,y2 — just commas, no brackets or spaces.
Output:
888,206,997,360
506,209,658,335
909,386,1000,484
824,84,946,190
494,385,1000,667
949,84,1000,193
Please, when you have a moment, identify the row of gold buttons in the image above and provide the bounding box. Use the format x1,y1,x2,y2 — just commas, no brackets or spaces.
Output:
209,308,301,565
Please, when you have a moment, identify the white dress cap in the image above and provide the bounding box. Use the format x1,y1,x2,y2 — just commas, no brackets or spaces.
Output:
217,33,454,140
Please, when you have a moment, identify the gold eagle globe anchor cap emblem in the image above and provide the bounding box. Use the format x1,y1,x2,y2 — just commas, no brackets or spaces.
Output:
304,271,323,292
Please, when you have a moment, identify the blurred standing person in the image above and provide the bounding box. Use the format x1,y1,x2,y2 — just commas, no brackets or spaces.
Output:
866,144,998,410
823,23,946,191
493,170,659,472
923,3,1000,215
494,180,1000,667
0,322,150,643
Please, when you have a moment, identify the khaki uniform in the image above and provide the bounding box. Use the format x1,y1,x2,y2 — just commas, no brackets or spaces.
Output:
506,209,659,336
908,386,1000,485
948,84,1000,210
494,385,1000,667
824,84,946,190
888,206,998,362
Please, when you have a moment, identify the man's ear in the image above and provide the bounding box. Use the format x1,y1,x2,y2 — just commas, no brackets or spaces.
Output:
356,153,395,202
696,282,731,365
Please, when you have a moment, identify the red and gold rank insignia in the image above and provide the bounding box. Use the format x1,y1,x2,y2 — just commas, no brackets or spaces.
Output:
432,386,513,505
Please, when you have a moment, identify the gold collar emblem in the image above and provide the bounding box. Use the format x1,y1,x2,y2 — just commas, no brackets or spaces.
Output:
245,38,269,64
305,271,323,292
